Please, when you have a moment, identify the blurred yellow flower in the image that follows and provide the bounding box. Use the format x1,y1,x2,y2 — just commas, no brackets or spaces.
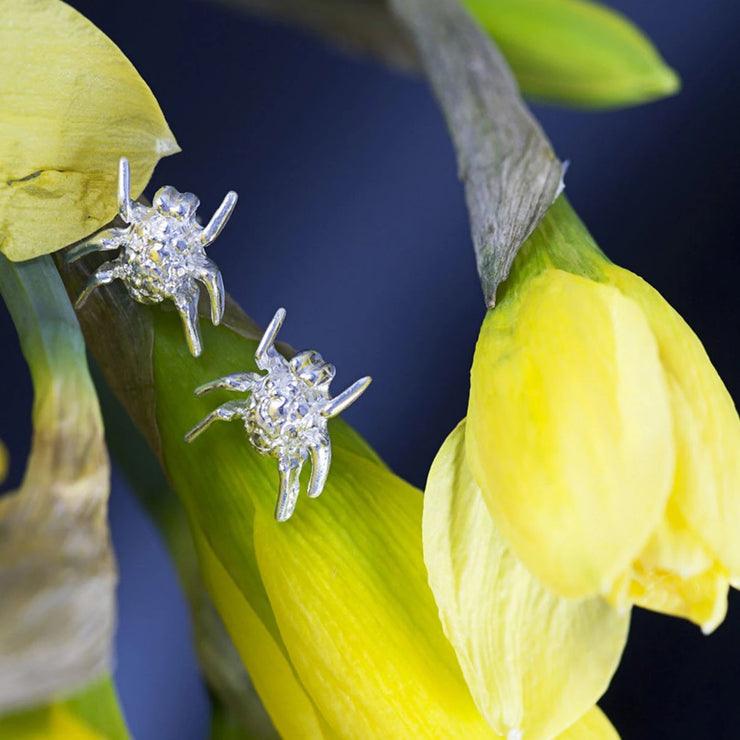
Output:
0,441,7,485
467,196,740,632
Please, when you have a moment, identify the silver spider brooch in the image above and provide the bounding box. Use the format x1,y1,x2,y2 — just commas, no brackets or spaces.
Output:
184,308,372,521
66,157,238,356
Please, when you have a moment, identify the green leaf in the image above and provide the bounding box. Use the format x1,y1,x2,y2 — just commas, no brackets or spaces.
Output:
462,0,679,108
0,0,179,261
0,255,116,714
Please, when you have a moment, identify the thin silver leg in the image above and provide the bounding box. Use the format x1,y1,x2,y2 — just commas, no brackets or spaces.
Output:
201,191,238,246
196,260,225,325
321,376,372,418
66,228,126,263
307,438,331,499
118,157,134,222
75,262,122,307
174,288,202,357
255,308,286,370
275,457,303,522
194,373,257,396
184,400,244,443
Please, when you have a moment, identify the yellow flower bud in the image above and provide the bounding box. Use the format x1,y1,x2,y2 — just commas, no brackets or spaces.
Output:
467,196,740,631
462,0,680,109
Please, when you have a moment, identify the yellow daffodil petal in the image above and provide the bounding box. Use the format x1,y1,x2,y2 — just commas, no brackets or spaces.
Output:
467,268,675,598
253,450,497,739
609,498,729,633
555,707,620,740
193,530,328,739
0,0,179,261
425,421,628,740
604,267,740,583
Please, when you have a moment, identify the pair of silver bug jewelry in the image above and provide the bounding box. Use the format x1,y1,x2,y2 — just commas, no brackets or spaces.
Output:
68,158,370,522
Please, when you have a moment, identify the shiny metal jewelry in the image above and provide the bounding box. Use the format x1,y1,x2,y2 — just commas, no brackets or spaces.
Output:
66,157,237,357
184,308,372,522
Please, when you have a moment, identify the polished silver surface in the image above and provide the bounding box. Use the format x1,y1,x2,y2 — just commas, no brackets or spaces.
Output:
67,157,237,356
185,308,372,521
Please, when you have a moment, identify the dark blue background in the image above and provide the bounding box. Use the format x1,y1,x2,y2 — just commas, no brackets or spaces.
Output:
1,1,739,737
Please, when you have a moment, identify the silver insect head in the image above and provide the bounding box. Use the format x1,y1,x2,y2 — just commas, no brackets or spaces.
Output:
66,157,238,357
184,308,372,522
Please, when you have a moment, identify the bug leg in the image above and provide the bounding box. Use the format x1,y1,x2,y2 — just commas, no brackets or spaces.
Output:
200,191,238,246
174,286,202,358
184,400,245,443
194,373,258,396
307,435,331,499
195,259,225,325
321,376,372,418
118,157,134,223
65,227,127,263
75,261,123,308
255,308,286,370
275,455,304,522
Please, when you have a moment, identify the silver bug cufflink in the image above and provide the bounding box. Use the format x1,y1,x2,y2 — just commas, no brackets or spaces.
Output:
66,157,238,357
184,308,371,522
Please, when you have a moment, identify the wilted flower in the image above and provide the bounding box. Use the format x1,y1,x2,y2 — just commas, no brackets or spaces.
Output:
467,196,740,632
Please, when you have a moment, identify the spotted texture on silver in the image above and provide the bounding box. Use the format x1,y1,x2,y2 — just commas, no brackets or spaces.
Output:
184,308,372,521
67,157,237,356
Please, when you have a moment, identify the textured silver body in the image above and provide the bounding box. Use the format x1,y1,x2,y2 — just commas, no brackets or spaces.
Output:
185,308,372,521
67,158,237,356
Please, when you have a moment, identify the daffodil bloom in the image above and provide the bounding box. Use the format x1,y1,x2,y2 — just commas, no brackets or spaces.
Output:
73,289,624,739
467,195,740,632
